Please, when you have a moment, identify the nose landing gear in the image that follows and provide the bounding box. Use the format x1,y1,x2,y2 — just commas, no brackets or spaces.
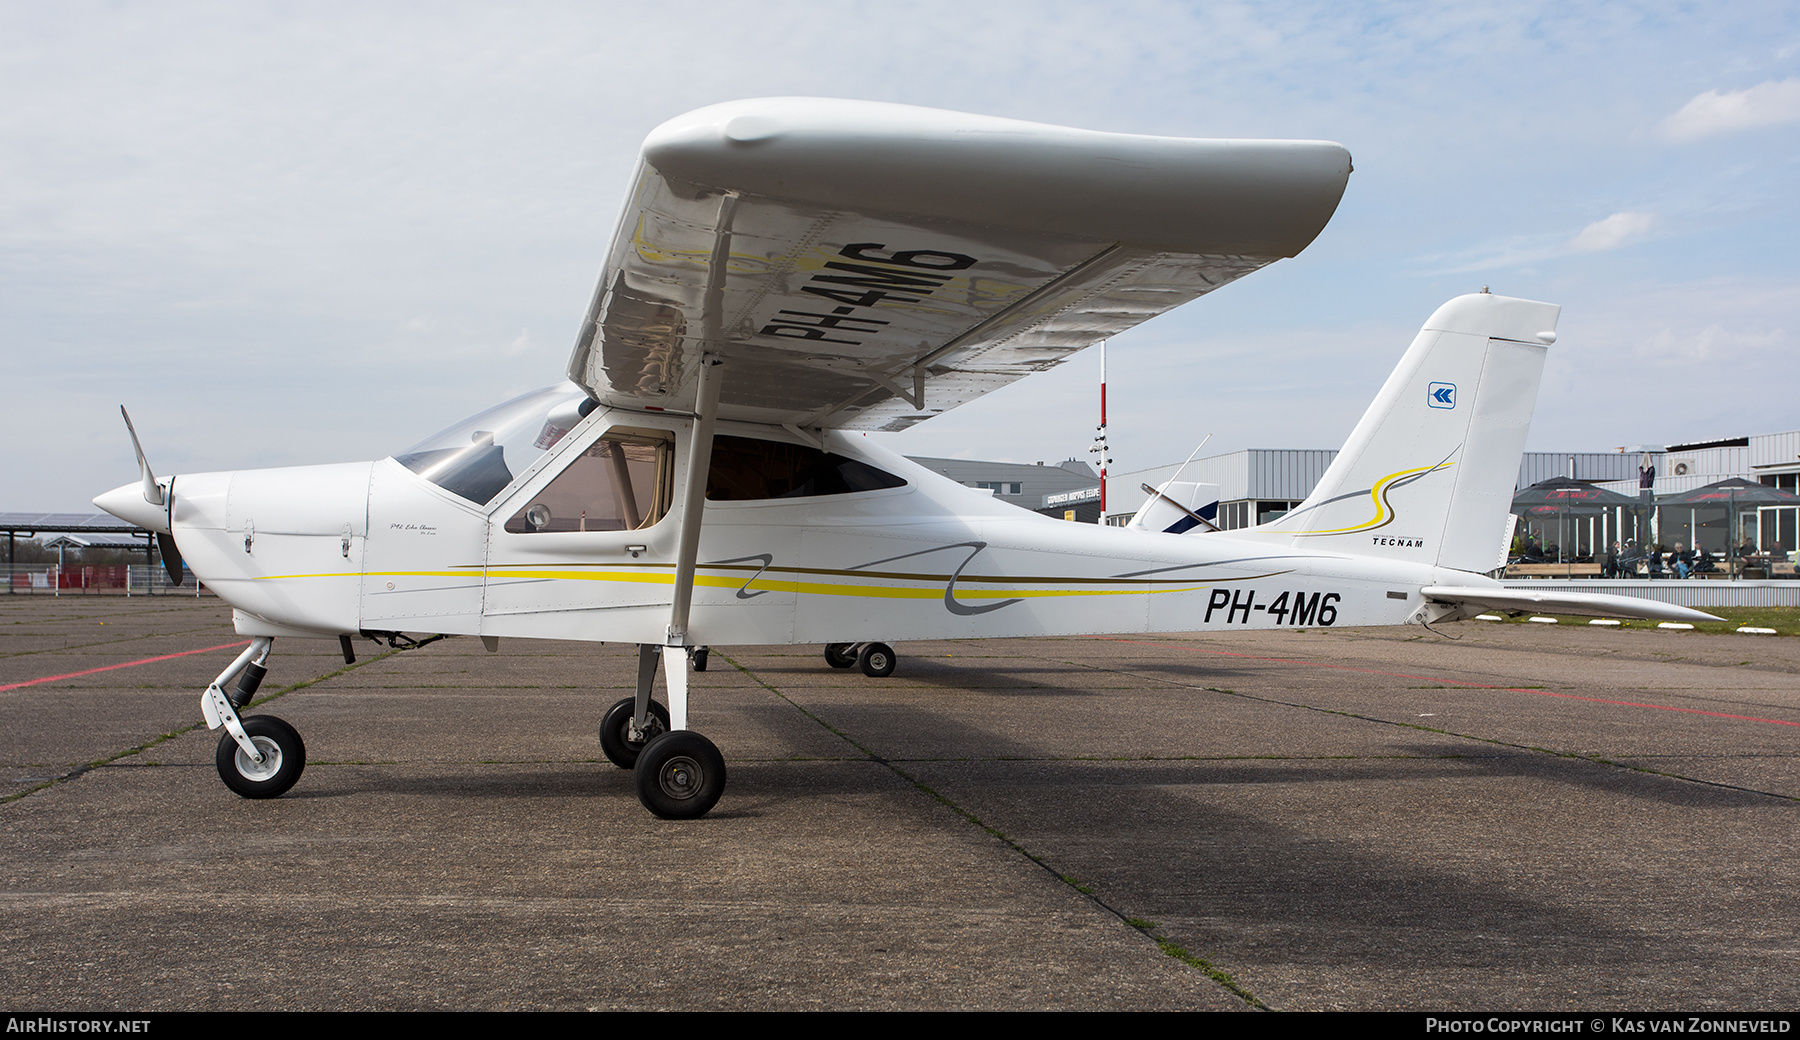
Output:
201,637,308,799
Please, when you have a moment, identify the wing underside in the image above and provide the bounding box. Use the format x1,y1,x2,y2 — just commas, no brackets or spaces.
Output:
568,99,1352,431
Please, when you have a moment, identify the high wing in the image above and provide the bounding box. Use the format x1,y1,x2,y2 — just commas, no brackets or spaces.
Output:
566,98,1351,432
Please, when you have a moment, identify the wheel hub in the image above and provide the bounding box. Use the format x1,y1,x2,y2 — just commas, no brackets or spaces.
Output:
627,716,666,745
235,736,282,782
658,755,702,799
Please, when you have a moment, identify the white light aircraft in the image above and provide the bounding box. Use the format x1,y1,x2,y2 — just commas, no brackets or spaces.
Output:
96,99,1720,819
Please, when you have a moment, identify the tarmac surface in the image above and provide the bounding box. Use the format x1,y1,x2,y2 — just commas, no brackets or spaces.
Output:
3,595,1798,1011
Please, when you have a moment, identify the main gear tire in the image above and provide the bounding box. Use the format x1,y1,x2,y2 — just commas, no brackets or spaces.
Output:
599,697,671,769
634,731,727,820
857,642,896,678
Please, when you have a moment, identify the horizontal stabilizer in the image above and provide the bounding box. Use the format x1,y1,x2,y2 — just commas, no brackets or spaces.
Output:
1421,586,1723,624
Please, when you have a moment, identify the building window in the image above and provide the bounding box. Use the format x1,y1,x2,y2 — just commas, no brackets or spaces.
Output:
1217,501,1251,530
1257,501,1298,525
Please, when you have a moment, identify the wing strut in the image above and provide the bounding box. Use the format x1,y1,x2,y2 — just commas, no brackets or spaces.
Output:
659,352,724,732
640,193,739,736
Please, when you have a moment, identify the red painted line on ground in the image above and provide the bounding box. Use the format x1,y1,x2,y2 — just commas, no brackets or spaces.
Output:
0,640,252,692
1092,635,1800,729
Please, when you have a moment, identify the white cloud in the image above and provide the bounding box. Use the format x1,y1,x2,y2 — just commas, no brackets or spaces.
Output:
1657,79,1800,142
1564,211,1656,253
1422,210,1658,272
1526,276,1800,451
504,328,531,356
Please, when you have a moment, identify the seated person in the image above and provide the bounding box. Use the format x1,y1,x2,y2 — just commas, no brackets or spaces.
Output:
1617,540,1645,577
1670,542,1692,579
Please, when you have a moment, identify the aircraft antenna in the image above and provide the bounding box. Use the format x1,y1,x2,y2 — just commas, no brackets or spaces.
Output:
1166,434,1214,487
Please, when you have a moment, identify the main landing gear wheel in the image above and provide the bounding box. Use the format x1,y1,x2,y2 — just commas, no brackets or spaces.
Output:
634,731,727,820
216,715,306,799
599,697,671,769
692,647,709,672
824,643,856,669
857,642,896,678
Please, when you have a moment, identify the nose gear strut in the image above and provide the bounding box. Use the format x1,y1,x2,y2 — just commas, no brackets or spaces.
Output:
199,637,308,798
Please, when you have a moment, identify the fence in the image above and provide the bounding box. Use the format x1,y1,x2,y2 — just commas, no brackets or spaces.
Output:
3,565,211,596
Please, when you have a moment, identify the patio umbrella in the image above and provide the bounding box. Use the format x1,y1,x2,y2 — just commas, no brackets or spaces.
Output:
1511,478,1639,562
1513,476,1638,511
1657,478,1800,568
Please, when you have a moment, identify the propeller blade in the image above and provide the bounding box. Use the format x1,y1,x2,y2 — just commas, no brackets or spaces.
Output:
120,406,163,507
156,532,185,586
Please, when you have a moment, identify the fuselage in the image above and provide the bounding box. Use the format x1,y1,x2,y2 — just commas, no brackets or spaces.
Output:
131,395,1489,646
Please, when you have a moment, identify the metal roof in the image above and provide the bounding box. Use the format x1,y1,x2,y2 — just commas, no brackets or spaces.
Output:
0,512,147,534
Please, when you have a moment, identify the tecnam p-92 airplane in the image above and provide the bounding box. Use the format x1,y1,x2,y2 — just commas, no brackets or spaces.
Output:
96,98,1718,819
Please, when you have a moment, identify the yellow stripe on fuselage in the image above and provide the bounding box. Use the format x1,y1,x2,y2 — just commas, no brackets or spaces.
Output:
256,567,1237,602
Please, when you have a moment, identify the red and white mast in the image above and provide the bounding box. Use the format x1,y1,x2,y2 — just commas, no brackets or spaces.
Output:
1089,340,1109,524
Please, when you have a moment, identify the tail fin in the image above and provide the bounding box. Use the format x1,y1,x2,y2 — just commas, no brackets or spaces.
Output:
1249,293,1558,573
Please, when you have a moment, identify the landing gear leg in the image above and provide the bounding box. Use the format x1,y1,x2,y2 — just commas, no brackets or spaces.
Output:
623,642,726,818
629,351,729,820
202,637,308,798
630,644,660,741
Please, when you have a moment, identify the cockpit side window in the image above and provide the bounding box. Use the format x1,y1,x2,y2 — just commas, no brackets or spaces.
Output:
504,427,675,533
705,436,906,501
393,383,595,506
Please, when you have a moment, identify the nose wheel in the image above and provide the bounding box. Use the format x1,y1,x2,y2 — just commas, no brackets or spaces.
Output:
215,715,306,799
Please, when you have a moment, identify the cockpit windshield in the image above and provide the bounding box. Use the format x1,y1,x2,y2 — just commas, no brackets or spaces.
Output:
392,383,596,505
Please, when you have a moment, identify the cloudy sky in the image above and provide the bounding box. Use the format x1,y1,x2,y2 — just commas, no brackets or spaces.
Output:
4,1,1797,510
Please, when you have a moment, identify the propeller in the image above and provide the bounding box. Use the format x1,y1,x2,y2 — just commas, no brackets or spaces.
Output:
116,407,184,586
120,406,163,506
155,532,184,587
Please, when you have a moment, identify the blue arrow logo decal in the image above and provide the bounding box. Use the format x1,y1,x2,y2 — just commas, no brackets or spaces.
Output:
1428,382,1456,408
